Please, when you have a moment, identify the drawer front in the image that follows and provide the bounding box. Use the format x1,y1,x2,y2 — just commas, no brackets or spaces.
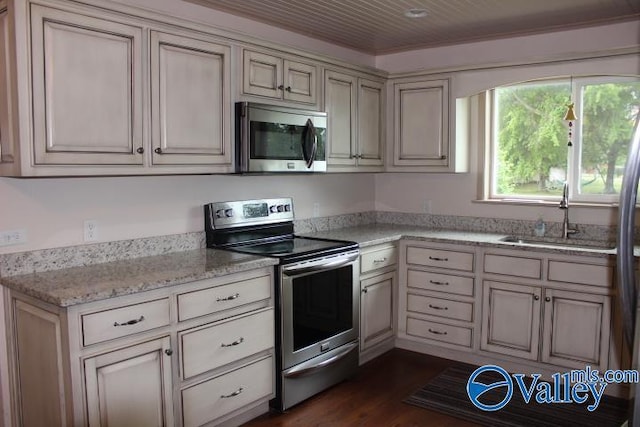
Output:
182,356,274,427
407,294,473,322
82,298,170,346
407,269,474,296
484,253,542,279
406,317,472,347
406,246,474,272
548,260,613,288
361,245,398,274
178,274,272,322
181,308,274,379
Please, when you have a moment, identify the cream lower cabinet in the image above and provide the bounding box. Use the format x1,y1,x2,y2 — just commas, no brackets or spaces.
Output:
359,243,397,363
397,240,477,350
84,336,174,427
5,267,275,427
480,250,612,371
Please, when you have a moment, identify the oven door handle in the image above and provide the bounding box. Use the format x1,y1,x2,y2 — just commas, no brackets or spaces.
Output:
282,342,358,379
282,253,359,276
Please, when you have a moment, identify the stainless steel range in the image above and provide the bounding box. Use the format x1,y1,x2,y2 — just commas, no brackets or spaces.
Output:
204,198,360,411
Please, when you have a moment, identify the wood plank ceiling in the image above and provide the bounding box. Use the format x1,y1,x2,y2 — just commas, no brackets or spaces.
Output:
185,0,640,54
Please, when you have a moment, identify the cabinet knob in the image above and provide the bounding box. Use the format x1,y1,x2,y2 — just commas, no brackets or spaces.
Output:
362,288,368,294
136,147,144,154
277,85,284,90
164,349,173,356
534,295,540,301
154,148,162,154
545,297,551,302
285,86,291,92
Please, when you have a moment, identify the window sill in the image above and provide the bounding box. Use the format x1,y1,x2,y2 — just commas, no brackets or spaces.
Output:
473,199,619,209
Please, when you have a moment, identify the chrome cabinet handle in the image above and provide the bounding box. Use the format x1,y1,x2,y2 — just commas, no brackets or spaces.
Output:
429,280,449,286
221,337,244,348
113,315,144,327
221,387,243,398
429,256,449,262
428,304,448,310
217,293,240,302
428,328,447,335
373,257,387,263
136,147,144,154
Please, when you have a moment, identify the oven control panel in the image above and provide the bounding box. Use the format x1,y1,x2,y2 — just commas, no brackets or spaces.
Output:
207,198,294,228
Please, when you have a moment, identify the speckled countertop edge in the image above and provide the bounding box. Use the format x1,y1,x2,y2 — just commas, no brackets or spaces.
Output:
0,249,278,307
300,224,623,258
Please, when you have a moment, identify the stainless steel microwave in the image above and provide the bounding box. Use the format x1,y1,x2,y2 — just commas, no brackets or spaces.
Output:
236,102,327,173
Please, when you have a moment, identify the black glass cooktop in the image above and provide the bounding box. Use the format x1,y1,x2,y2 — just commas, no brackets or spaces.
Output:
228,236,358,263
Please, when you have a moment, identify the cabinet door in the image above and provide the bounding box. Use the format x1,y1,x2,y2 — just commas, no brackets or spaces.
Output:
481,280,541,360
393,79,449,168
361,272,395,350
541,289,610,370
357,78,384,166
325,70,357,166
150,31,231,166
84,336,174,427
283,60,317,104
243,50,282,99
30,5,143,165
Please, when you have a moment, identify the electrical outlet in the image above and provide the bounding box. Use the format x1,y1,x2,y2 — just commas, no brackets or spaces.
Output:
0,229,27,246
422,200,432,214
313,203,320,218
84,220,98,242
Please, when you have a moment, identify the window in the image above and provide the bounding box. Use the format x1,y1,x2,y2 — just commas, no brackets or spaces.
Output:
489,76,640,203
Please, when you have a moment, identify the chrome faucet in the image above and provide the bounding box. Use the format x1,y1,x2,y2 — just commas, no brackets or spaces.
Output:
559,182,578,239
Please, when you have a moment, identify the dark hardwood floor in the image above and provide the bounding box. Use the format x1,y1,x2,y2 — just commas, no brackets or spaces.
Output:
243,348,479,426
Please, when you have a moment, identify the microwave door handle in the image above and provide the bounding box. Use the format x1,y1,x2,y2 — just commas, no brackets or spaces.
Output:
303,119,317,168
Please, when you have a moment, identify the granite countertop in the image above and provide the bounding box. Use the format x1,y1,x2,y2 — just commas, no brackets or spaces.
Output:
301,224,621,257
0,249,278,307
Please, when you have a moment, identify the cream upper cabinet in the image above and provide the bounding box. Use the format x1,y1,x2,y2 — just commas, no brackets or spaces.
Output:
30,5,144,166
325,70,384,172
84,336,175,427
388,77,467,173
243,49,318,105
150,31,231,166
0,2,234,176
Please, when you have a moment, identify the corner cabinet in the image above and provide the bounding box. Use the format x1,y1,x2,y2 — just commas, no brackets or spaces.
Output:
242,49,318,106
4,267,275,427
1,1,232,176
325,70,385,172
387,77,467,173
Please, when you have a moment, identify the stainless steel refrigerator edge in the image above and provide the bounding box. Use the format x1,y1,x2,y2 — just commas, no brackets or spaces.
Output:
617,117,640,426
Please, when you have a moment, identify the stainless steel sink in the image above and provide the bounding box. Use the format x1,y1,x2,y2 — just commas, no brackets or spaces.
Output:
499,236,615,251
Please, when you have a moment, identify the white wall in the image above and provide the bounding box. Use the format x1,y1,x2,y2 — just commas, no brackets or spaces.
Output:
0,174,375,254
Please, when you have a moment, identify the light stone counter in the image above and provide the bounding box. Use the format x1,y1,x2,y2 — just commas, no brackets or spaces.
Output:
0,249,278,307
301,224,623,258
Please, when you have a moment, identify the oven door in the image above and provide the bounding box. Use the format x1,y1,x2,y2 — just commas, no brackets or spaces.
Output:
280,251,359,370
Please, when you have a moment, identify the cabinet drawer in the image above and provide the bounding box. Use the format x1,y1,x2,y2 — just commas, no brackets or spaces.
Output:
361,245,398,274
406,317,472,347
180,308,274,379
484,253,542,279
548,260,613,288
407,269,474,296
82,298,170,346
177,274,271,321
182,356,273,427
406,246,474,272
407,294,473,322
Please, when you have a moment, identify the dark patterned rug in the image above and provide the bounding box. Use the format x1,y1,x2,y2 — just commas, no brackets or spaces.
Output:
404,363,629,427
